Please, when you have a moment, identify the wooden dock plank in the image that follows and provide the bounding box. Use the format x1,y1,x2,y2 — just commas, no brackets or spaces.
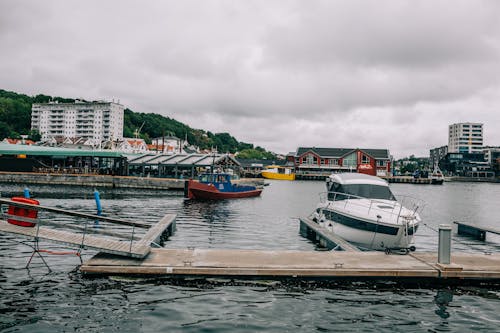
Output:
80,249,500,279
299,216,361,252
137,214,176,246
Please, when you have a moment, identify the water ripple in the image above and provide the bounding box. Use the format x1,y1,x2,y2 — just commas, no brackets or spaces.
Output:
1,181,500,332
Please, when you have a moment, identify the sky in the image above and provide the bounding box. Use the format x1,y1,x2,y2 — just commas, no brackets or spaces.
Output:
1,1,499,158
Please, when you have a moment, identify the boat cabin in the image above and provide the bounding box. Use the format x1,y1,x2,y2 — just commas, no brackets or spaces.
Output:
264,165,294,175
327,173,396,201
198,173,256,193
199,173,233,184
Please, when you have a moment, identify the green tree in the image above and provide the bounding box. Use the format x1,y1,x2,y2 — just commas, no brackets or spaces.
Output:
28,129,41,141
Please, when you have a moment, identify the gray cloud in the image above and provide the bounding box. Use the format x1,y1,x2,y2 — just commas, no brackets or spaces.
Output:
0,0,499,158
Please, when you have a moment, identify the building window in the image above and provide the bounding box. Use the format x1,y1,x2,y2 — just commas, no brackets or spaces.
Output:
343,152,357,168
305,154,318,165
377,160,386,167
361,154,370,164
329,159,338,166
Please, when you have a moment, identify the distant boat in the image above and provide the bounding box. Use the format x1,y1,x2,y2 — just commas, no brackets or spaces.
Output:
312,173,421,253
260,165,295,180
185,173,262,200
430,166,444,185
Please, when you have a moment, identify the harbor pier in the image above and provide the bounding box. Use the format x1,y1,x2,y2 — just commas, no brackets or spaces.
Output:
80,249,500,280
80,219,500,282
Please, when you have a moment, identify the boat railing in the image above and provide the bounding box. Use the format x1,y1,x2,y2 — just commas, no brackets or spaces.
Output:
323,191,423,224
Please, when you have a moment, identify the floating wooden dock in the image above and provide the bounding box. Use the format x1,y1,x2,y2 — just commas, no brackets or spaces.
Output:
80,217,500,281
454,221,500,241
80,248,500,280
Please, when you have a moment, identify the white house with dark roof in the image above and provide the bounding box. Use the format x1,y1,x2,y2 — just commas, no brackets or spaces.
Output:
290,147,392,176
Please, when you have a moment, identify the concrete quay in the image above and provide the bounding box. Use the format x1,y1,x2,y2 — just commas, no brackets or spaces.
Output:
0,172,263,190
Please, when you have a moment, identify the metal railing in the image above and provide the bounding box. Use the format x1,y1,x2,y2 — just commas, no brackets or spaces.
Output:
0,198,149,257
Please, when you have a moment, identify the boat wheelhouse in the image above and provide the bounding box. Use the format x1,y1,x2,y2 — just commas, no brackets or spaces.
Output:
260,165,295,181
185,173,262,200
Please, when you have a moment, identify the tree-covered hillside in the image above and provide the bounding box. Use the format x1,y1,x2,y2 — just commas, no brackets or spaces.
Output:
0,89,275,157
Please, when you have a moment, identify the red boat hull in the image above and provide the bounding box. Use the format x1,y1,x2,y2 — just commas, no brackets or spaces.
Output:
186,180,262,200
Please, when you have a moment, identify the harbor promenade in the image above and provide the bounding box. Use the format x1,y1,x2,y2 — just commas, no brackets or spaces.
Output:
0,171,263,190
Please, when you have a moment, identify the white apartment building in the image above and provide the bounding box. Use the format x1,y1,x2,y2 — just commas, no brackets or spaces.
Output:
31,101,124,144
448,122,483,154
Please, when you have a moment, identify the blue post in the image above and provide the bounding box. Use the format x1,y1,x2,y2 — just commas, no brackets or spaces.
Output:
23,188,30,198
94,190,102,226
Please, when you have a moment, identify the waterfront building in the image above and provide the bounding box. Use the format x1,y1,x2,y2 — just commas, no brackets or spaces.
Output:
429,145,448,168
1,138,35,145
127,153,241,178
293,147,391,177
119,138,149,154
482,146,500,165
31,100,124,145
448,122,483,153
0,143,127,175
150,135,183,154
439,152,495,177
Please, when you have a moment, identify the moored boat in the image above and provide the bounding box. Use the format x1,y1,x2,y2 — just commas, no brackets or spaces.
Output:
430,166,444,185
185,173,262,200
312,173,422,252
260,165,295,180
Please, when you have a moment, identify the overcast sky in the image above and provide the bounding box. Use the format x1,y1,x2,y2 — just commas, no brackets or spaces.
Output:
1,1,499,158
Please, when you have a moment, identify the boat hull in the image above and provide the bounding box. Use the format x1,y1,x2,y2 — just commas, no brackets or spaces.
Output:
187,180,262,200
318,200,420,250
261,171,295,181
321,215,413,250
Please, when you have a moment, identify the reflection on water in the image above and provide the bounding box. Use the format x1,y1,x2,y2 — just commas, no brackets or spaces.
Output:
1,181,500,332
434,290,453,319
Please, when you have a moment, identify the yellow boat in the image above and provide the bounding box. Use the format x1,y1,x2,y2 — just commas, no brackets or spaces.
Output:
260,165,295,180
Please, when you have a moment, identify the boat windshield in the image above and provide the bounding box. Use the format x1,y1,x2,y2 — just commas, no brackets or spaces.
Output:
328,183,395,201
199,174,230,183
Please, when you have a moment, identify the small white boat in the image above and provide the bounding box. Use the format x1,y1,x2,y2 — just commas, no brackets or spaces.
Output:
430,165,444,185
312,173,421,252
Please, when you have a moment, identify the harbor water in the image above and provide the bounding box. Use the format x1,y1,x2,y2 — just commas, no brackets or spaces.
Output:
1,180,500,332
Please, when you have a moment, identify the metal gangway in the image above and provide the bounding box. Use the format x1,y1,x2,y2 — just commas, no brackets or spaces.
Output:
0,198,176,268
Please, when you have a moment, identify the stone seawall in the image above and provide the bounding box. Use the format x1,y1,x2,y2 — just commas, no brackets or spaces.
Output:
0,172,265,190
0,172,184,190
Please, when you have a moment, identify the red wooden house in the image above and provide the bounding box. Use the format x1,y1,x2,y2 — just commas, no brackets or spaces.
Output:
294,147,392,176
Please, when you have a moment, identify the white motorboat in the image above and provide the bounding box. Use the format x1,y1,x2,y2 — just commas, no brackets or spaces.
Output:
430,165,444,185
312,173,422,252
